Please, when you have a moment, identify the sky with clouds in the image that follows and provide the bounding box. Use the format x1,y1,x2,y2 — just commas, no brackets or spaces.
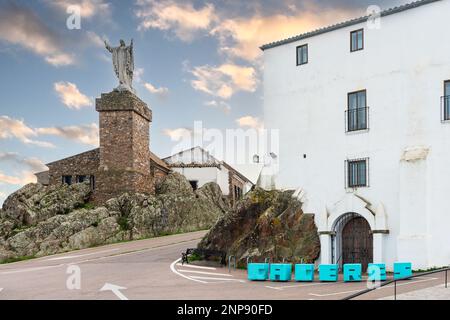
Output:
0,0,410,204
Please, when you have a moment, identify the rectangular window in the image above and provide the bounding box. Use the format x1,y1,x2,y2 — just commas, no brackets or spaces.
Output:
347,90,368,132
90,176,95,190
62,175,72,185
234,185,243,201
444,80,450,121
189,180,198,191
296,44,308,66
351,29,364,52
76,175,87,183
347,159,368,188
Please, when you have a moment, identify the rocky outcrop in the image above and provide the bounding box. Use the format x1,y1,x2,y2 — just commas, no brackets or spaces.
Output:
1,182,91,227
198,188,321,267
0,174,320,266
0,173,229,263
155,172,193,196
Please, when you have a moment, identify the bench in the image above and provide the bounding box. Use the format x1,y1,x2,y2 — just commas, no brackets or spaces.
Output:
181,248,226,266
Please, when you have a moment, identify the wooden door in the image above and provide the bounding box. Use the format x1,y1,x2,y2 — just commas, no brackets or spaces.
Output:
342,217,373,271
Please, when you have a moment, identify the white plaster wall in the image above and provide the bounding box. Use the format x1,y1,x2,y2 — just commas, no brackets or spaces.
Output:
263,0,450,269
217,167,231,196
171,167,218,190
243,182,253,193
165,147,217,165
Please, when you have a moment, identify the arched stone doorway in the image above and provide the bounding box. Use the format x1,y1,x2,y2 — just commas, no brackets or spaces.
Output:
332,213,373,271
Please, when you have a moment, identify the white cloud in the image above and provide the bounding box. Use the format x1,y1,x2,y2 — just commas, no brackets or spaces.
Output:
0,171,36,186
0,152,47,173
0,153,47,198
211,6,359,62
21,158,48,173
0,3,74,66
190,63,257,99
86,31,106,47
236,116,263,129
204,100,231,114
134,68,145,83
144,82,169,98
0,116,54,148
134,0,359,63
0,172,23,185
135,0,217,41
227,4,363,62
0,116,98,147
54,82,93,110
45,53,75,67
46,0,111,19
0,152,18,162
162,128,192,141
36,123,99,146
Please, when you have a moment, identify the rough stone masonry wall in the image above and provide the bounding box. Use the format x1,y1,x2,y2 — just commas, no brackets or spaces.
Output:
151,166,169,192
94,91,153,204
47,149,100,186
95,169,151,204
131,111,151,173
229,172,245,206
98,110,135,170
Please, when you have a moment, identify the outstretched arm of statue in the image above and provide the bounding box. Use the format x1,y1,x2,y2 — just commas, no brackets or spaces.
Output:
104,40,113,53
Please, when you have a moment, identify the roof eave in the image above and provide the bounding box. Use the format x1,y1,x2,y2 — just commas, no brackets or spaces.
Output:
260,0,441,51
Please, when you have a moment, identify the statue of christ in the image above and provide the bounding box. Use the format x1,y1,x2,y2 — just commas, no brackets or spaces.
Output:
104,39,135,93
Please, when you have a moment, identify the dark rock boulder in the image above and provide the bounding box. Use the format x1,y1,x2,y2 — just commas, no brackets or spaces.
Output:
198,188,321,267
156,172,194,196
195,182,230,214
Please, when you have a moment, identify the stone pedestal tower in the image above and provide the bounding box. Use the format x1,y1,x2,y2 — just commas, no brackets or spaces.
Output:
94,90,152,204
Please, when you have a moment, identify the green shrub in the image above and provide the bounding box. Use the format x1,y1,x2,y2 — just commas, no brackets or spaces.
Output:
117,216,130,231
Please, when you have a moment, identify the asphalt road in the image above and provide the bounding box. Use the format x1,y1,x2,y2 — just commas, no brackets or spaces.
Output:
0,230,447,300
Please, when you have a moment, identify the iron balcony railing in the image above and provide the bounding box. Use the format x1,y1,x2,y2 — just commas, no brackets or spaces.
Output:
441,96,450,121
345,107,369,132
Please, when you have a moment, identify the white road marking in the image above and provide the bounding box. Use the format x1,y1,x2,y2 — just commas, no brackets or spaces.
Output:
100,283,128,300
74,239,202,265
0,264,64,275
190,276,246,283
176,263,216,270
0,288,3,293
309,288,362,297
170,258,208,284
309,277,439,297
265,286,283,290
46,248,120,261
178,269,232,277
265,282,332,290
382,277,438,289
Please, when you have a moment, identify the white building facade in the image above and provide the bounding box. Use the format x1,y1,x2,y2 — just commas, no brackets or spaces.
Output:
262,0,450,270
163,147,254,205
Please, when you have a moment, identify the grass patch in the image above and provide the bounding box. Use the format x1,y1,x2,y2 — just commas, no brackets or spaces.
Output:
414,266,445,273
117,216,131,231
11,225,32,236
82,203,96,210
0,255,36,264
187,252,203,263
77,202,95,210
